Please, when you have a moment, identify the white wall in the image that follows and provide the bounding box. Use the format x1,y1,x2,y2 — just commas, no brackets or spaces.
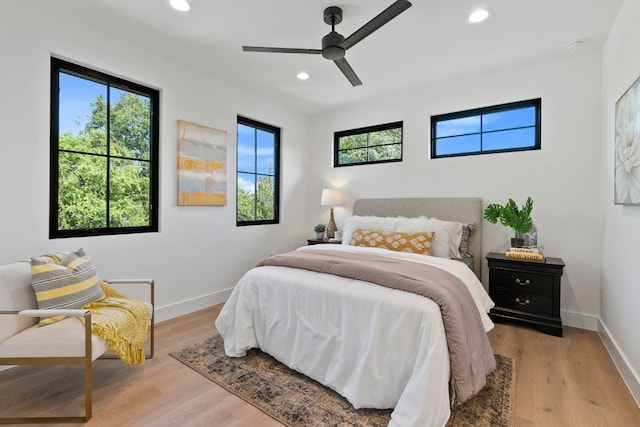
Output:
601,0,640,404
0,2,310,321
308,51,603,329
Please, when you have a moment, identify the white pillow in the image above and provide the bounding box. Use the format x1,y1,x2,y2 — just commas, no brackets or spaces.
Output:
341,215,464,259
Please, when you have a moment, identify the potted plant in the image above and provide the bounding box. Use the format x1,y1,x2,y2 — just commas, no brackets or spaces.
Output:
484,197,533,247
314,224,326,240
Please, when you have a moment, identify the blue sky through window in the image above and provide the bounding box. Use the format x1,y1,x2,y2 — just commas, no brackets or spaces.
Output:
237,122,276,194
432,100,540,157
59,73,132,136
59,73,103,135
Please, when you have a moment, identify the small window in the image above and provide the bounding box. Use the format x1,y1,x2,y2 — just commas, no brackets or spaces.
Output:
431,98,541,158
334,121,403,167
236,116,280,225
50,57,160,238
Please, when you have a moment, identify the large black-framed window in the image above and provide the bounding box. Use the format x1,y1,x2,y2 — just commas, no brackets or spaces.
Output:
431,98,541,158
236,116,280,226
50,57,160,238
334,121,403,167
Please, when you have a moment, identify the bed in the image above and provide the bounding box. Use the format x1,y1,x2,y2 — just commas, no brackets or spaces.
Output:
215,197,495,427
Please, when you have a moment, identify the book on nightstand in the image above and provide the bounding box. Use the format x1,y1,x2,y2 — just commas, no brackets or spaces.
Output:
504,246,545,262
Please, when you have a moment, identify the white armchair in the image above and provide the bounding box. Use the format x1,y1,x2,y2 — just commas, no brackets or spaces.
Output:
0,261,154,424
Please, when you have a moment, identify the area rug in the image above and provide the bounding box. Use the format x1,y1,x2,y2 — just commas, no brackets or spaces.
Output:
170,335,514,427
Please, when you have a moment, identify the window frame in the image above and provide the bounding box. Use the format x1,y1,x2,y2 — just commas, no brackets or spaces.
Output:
236,116,280,226
50,57,160,239
334,121,403,167
430,98,541,159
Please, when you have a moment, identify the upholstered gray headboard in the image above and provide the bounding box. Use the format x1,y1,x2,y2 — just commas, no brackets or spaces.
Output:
352,197,483,278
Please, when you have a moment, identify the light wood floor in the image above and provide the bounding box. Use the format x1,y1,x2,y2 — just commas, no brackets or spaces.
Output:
1,305,638,426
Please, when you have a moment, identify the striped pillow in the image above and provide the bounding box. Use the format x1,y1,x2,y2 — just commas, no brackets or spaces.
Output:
459,223,475,258
31,248,106,325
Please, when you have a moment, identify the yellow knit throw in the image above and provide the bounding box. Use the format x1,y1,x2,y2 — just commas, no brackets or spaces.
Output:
82,283,149,366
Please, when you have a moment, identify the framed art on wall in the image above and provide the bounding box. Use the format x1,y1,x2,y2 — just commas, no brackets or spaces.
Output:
614,74,640,205
177,120,227,206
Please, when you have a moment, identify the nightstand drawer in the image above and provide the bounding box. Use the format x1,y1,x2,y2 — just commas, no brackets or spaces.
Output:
490,268,553,297
492,290,553,317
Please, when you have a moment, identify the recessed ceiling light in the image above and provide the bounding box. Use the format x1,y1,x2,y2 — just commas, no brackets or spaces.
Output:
297,72,310,80
468,9,489,23
170,0,190,12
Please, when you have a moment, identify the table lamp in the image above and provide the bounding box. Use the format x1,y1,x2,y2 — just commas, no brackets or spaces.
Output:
320,189,343,239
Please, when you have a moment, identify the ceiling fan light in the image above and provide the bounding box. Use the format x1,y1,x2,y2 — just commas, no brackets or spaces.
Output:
322,32,346,60
297,72,310,80
322,46,345,60
468,9,488,23
169,0,190,12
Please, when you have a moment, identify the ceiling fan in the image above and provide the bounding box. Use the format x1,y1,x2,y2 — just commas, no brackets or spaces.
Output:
242,0,413,87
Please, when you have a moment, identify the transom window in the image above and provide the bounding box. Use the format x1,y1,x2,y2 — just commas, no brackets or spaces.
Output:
431,98,541,158
334,121,403,167
236,116,280,225
50,57,160,238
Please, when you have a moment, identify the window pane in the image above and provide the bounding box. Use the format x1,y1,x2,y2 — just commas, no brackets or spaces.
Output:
58,152,107,229
369,128,401,146
59,72,107,154
483,127,536,151
436,116,481,138
237,124,255,173
109,158,150,227
483,106,536,132
256,129,275,175
110,87,151,160
256,174,275,220
369,143,401,161
435,134,481,156
339,148,368,165
339,134,367,149
237,172,256,222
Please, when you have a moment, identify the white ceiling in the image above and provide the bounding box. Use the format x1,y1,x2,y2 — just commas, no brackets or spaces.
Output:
31,0,622,115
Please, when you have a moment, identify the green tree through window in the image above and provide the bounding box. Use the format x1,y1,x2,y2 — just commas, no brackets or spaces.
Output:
236,116,280,225
50,58,159,238
334,121,403,167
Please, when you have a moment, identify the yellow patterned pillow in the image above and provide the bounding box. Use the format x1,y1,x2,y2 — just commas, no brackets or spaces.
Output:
349,229,434,255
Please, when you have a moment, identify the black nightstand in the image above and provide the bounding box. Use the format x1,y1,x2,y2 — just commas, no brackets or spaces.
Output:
486,252,565,337
307,238,341,245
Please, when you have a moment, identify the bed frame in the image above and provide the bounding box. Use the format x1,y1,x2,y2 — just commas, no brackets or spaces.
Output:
352,197,483,278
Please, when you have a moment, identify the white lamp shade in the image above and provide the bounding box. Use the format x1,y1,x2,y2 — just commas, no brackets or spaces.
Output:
321,189,343,206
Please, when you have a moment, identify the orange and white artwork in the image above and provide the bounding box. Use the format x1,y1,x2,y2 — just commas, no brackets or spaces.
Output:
177,120,227,206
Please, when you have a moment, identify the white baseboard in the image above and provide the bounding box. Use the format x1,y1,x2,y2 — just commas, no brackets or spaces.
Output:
154,287,233,323
561,309,600,331
598,319,640,408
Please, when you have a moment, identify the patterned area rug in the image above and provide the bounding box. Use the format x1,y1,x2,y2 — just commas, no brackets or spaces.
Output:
170,335,514,427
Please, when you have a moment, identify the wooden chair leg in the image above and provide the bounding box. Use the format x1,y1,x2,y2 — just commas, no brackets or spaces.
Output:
0,358,92,424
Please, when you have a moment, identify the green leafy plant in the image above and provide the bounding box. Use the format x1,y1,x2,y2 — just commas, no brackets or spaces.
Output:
314,224,326,233
484,197,534,238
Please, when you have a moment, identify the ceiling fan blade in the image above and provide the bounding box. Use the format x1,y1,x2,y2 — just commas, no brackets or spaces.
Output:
242,46,322,55
334,58,362,86
340,0,412,51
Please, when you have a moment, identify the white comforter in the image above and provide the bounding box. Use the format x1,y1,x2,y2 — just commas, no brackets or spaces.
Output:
215,245,494,427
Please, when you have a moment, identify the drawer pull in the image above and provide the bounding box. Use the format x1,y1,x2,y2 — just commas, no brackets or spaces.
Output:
515,297,530,305
515,278,530,286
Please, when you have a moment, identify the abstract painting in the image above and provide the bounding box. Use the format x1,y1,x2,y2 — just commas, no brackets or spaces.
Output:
177,120,227,206
615,75,640,205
